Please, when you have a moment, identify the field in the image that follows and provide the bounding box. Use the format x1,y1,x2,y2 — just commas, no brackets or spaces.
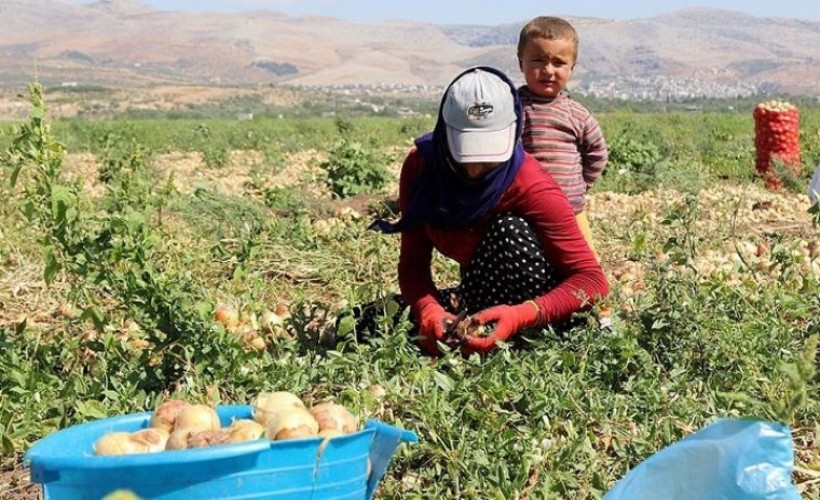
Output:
1,85,819,498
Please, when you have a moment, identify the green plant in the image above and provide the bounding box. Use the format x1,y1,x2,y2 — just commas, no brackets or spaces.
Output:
319,139,393,198
6,83,84,286
4,84,234,391
718,335,818,424
608,135,662,175
810,201,820,227
195,123,230,168
770,335,818,423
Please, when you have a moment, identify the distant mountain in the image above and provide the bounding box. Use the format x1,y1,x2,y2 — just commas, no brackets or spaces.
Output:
1,0,818,96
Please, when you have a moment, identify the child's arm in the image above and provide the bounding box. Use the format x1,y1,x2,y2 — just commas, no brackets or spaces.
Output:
580,113,608,189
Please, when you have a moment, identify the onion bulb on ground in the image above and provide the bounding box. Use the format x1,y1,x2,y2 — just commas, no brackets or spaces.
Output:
260,304,291,334
309,402,358,434
260,310,284,331
273,304,291,318
149,400,191,433
56,303,78,319
174,404,220,433
214,306,239,330
252,391,305,425
265,407,319,440
248,336,267,352
367,384,386,399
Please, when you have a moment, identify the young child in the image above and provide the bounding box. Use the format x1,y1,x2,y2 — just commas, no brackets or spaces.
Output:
517,16,608,254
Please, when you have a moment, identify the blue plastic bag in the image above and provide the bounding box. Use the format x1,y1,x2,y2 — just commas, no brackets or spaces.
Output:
605,419,800,500
809,160,820,204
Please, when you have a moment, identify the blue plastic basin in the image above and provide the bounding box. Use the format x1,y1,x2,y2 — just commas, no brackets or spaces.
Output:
24,405,417,499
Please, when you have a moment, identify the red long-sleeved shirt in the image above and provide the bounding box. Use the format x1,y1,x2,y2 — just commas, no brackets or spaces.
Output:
519,88,608,214
398,148,609,325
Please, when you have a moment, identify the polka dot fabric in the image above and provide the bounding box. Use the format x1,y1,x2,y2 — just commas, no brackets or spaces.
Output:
460,215,561,313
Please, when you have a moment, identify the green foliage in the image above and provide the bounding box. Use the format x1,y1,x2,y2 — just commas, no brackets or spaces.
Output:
3,84,240,394
1,90,818,497
769,335,818,423
172,186,266,239
608,135,662,175
810,201,820,227
5,83,81,285
261,186,310,215
195,123,230,168
320,138,393,198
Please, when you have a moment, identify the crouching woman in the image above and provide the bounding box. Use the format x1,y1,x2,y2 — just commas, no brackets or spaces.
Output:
369,66,608,355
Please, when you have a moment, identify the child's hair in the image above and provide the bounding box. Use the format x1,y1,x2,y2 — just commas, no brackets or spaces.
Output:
517,17,579,62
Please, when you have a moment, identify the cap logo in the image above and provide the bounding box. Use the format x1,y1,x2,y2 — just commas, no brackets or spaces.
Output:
467,102,494,119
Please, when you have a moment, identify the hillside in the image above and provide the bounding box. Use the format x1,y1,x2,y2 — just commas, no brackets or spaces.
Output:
1,0,819,95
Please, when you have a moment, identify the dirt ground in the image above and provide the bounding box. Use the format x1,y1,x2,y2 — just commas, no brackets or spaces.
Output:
0,461,38,499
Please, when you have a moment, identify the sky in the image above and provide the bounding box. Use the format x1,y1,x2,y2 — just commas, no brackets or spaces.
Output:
74,0,820,24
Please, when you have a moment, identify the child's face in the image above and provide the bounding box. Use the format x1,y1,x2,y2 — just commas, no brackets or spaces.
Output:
518,37,575,98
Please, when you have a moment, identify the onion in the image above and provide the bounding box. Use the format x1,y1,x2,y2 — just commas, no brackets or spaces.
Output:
265,407,318,440
252,391,305,425
95,432,142,456
260,311,284,332
102,490,141,500
273,304,291,318
129,428,169,453
166,429,195,450
57,303,78,319
214,306,239,330
174,404,220,432
809,241,819,260
367,385,386,399
187,430,231,448
149,400,191,433
227,419,265,443
318,429,344,439
248,336,267,352
309,402,358,434
94,430,167,456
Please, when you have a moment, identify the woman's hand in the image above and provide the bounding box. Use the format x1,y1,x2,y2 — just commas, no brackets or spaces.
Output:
417,303,457,355
462,303,540,354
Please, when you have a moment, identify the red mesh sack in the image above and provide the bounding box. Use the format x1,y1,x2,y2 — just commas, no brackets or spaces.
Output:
753,101,801,190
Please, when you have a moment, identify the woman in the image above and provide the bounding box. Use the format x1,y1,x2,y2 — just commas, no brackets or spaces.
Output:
368,66,608,355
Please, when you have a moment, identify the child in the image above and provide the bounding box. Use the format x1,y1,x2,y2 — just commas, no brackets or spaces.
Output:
517,16,608,254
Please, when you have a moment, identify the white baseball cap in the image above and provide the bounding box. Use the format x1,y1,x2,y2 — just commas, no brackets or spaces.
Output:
442,68,517,163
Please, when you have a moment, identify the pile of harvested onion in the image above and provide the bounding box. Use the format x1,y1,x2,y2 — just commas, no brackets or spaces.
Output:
93,392,358,456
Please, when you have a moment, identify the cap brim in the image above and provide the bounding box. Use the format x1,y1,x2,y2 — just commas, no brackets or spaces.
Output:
446,123,516,163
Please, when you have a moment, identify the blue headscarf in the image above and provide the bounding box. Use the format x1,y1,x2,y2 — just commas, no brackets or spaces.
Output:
370,66,525,233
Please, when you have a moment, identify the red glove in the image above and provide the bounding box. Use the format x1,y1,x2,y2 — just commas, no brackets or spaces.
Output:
416,303,456,356
462,302,541,355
